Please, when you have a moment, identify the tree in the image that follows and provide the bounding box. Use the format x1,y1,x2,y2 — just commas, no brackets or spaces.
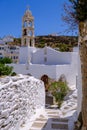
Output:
63,0,87,129
49,81,69,108
63,0,87,32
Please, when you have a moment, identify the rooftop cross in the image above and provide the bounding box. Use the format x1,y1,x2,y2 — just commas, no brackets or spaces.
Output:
26,5,30,11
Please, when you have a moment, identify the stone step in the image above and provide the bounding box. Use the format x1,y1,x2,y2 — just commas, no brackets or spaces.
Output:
52,118,68,123
31,122,47,129
36,118,47,122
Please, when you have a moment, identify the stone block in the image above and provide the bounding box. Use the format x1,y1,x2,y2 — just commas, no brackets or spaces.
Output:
51,123,68,129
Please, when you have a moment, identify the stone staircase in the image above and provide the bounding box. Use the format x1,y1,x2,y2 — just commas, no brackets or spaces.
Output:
29,108,69,130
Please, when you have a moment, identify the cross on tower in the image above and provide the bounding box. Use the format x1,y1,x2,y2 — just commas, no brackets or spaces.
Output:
26,5,30,11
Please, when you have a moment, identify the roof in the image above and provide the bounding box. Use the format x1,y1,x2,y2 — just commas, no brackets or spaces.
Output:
0,40,5,45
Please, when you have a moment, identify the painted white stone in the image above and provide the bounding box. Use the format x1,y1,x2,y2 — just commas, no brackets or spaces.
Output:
0,75,45,130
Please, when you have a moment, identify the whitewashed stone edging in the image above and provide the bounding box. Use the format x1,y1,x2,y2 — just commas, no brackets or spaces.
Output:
0,74,45,130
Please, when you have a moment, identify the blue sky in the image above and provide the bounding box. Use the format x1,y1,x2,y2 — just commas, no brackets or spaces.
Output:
0,0,73,38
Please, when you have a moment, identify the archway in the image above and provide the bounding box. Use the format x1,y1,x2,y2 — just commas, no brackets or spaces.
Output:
41,75,49,91
41,75,53,106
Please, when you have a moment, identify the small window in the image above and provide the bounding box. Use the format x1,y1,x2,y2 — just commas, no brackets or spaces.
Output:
13,56,15,59
23,29,27,36
44,57,47,62
2,47,4,50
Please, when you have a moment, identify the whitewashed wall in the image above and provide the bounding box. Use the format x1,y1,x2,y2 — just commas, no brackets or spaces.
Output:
19,47,36,64
0,75,45,130
19,47,74,65
8,51,78,86
9,59,78,86
32,47,72,65
8,64,57,79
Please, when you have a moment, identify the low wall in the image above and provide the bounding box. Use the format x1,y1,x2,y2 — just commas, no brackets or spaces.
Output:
0,75,45,130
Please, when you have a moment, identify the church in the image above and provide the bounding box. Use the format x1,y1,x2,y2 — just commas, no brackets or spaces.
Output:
9,7,78,86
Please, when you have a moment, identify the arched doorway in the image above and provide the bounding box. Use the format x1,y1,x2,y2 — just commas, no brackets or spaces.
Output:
41,75,53,106
41,75,49,91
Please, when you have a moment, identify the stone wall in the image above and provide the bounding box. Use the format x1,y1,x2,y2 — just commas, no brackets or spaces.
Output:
0,74,45,130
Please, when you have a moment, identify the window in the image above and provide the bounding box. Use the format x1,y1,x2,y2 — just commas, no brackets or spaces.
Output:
23,29,27,36
16,56,18,59
2,47,4,50
13,56,15,59
44,57,47,62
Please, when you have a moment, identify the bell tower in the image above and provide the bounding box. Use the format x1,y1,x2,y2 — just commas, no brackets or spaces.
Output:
19,7,35,64
21,7,35,47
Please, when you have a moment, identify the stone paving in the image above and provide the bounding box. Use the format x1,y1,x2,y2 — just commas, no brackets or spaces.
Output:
29,108,69,130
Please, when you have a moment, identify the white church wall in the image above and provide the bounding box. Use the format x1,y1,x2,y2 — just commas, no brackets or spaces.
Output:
56,52,78,85
56,65,76,86
19,47,29,64
8,63,77,85
8,64,57,79
29,64,57,79
46,48,72,65
32,48,44,64
32,47,72,65
8,50,78,86
19,47,36,64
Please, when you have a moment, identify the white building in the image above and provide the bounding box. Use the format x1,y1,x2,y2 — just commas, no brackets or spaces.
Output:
0,41,5,58
3,35,14,43
0,40,19,63
4,45,19,63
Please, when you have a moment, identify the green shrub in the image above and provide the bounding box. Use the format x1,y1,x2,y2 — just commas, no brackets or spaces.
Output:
0,57,12,64
11,72,17,76
0,64,13,76
49,81,69,108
